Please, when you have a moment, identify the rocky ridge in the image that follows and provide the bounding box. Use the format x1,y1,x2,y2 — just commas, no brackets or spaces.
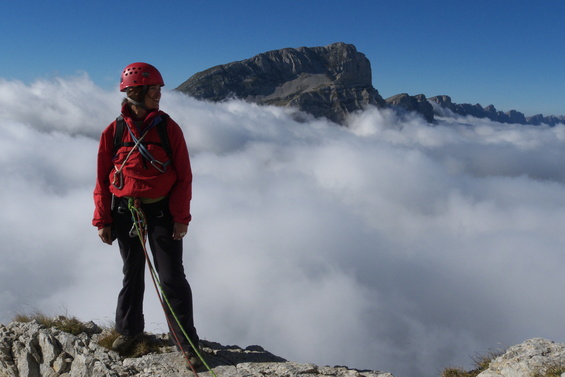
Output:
175,43,563,127
3,321,565,377
427,95,565,126
384,93,435,123
0,321,393,377
385,93,565,126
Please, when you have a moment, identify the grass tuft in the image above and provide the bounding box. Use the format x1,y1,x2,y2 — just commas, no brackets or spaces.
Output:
441,349,505,377
533,364,565,377
96,329,165,358
13,312,99,336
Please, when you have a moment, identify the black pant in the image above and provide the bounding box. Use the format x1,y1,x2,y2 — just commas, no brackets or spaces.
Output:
112,197,198,350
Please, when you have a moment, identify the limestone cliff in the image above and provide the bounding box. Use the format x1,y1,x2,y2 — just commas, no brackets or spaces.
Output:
176,42,386,125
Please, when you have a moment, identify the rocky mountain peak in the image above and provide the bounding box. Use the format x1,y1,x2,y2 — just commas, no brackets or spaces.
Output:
176,42,386,125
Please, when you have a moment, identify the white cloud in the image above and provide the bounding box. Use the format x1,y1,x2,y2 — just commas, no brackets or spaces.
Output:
1,76,565,377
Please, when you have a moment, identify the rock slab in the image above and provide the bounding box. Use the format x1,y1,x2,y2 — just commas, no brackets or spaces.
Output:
477,338,565,377
0,321,394,377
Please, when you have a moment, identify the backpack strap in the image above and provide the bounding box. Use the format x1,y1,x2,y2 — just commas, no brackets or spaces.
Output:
113,114,172,158
113,116,126,156
156,114,172,158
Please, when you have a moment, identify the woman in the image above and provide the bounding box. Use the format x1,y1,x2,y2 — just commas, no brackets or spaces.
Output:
93,62,199,365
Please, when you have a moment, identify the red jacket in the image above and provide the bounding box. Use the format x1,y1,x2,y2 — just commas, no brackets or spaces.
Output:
93,105,192,229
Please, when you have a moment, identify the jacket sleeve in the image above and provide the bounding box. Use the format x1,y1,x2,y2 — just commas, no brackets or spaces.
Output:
167,118,193,225
92,122,117,229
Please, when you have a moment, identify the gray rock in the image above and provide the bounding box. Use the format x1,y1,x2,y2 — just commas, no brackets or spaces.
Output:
385,93,435,123
176,42,386,125
478,338,565,377
428,95,565,126
0,321,395,377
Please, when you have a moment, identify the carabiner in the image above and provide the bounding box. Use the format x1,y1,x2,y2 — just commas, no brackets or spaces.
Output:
150,159,170,173
112,169,124,190
129,223,139,238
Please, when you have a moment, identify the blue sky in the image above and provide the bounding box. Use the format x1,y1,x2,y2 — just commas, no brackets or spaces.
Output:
1,0,563,116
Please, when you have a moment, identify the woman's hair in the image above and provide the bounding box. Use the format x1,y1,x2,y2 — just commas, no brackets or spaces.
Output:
127,86,144,102
122,86,145,107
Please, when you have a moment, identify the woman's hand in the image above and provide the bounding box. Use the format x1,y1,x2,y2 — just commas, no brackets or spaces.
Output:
173,222,188,240
98,226,113,245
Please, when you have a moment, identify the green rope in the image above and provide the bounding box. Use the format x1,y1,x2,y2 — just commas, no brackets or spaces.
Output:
127,198,217,377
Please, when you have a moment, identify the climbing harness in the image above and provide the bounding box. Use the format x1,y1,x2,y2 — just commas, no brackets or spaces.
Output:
127,198,216,377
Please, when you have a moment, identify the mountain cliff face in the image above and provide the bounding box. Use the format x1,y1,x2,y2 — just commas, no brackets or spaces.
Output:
176,42,386,125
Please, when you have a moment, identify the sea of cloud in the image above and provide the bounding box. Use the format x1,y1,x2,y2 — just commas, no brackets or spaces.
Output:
1,75,564,377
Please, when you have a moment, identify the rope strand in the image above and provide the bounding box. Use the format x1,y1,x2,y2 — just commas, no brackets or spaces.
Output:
127,198,216,377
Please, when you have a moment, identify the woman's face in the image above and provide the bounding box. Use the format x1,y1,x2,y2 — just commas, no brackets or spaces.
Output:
144,85,161,110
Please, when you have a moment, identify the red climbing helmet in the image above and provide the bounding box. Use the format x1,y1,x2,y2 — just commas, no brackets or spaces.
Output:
119,62,164,92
